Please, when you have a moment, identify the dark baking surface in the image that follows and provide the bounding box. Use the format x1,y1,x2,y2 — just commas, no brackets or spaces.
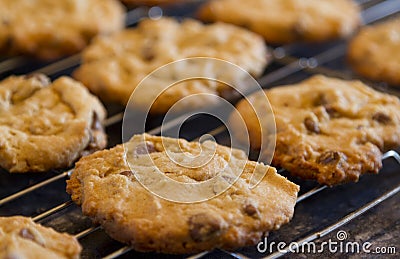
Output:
0,0,399,258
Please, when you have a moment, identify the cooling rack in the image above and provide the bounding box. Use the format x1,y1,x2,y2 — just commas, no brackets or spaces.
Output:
0,0,399,258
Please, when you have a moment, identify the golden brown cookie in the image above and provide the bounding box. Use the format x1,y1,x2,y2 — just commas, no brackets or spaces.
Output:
231,75,400,185
198,0,361,44
120,0,184,6
67,134,299,254
0,0,125,60
0,216,81,259
0,74,107,173
348,18,400,86
73,18,270,114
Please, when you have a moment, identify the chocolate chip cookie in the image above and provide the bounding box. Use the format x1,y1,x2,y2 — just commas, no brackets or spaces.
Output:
231,75,400,185
0,74,107,173
120,0,183,6
0,216,81,259
73,18,270,114
348,18,400,86
67,134,299,253
0,0,125,60
198,0,361,44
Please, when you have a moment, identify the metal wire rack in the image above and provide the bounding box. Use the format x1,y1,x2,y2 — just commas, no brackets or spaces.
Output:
1,0,400,258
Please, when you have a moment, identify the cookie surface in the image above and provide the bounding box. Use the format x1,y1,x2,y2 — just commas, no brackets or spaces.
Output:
0,74,107,173
198,0,361,44
231,75,400,185
67,134,299,254
0,216,81,259
0,0,125,59
73,18,269,114
348,18,400,86
120,0,183,6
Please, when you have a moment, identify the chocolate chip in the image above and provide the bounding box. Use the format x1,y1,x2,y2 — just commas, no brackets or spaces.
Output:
218,88,240,101
372,112,392,124
314,93,329,106
91,112,103,131
19,228,35,241
188,213,223,242
317,151,345,165
2,19,10,26
292,22,306,39
81,29,95,42
324,105,341,118
239,22,252,30
80,112,104,156
313,94,341,118
244,203,259,217
142,45,155,62
304,117,320,134
135,141,157,155
120,170,133,177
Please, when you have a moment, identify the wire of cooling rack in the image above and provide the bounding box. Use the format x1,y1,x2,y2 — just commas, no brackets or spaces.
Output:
1,1,400,258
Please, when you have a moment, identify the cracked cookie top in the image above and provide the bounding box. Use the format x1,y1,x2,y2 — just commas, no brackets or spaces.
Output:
198,0,361,44
67,134,298,254
348,18,400,86
73,18,269,114
232,75,400,185
0,0,125,59
0,74,107,173
0,216,81,259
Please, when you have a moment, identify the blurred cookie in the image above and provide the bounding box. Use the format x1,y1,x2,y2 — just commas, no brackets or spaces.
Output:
198,0,361,44
231,75,400,185
0,0,125,60
73,18,270,114
67,134,299,253
120,0,183,6
0,74,107,173
0,216,81,259
348,18,400,86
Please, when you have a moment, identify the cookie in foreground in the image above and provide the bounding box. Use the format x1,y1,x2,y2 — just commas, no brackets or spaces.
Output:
0,216,81,259
73,17,270,114
348,18,400,86
198,0,361,44
67,133,299,253
231,75,400,185
0,0,125,60
0,74,107,173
